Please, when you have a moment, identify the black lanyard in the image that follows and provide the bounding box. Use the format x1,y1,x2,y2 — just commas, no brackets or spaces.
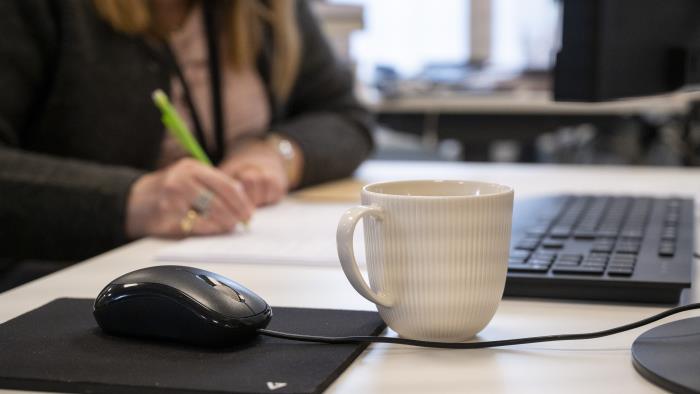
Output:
162,1,225,164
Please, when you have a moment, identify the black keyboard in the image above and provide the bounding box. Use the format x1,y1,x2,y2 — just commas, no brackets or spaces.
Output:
505,195,694,303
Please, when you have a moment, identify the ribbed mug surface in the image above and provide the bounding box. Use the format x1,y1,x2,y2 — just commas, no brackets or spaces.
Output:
360,180,513,342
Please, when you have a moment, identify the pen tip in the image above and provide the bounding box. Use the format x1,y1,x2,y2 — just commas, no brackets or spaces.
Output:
152,89,167,106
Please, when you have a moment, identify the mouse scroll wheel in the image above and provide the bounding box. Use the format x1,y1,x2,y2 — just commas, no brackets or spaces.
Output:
197,275,246,302
216,284,246,303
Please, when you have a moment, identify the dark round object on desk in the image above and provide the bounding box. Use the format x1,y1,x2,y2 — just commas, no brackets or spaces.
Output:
632,316,700,393
93,265,272,347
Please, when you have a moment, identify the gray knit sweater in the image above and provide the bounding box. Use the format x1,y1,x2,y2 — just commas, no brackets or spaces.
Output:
0,0,374,260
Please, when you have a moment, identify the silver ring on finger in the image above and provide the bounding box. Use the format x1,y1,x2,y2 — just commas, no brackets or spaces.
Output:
191,189,214,216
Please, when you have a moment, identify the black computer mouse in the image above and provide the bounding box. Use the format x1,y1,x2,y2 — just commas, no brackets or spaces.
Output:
93,265,272,347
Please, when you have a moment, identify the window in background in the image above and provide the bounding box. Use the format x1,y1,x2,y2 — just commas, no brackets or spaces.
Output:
329,0,560,84
329,0,469,82
491,0,560,72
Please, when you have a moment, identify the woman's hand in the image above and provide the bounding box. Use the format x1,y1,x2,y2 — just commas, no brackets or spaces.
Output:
125,158,255,239
219,140,291,207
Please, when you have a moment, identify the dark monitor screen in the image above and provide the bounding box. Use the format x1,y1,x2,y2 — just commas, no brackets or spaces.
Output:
554,0,700,102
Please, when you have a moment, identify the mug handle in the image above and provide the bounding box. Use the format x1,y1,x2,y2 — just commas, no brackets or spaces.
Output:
337,205,393,308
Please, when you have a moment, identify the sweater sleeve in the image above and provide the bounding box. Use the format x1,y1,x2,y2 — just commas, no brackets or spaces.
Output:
272,0,375,187
0,1,144,261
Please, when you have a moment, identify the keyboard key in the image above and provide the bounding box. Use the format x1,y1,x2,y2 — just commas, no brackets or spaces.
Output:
516,240,539,251
510,250,531,259
659,241,675,249
508,264,549,273
582,256,608,263
594,237,615,243
658,240,676,256
592,244,614,253
552,266,605,275
559,253,583,261
608,263,635,270
553,260,580,267
573,230,597,239
619,236,642,243
583,261,608,268
531,252,557,262
529,258,554,267
609,257,636,265
554,260,581,267
616,244,640,254
515,245,537,252
658,248,675,257
541,239,565,249
619,239,641,244
665,215,680,224
621,230,643,238
581,262,607,268
609,261,635,268
585,256,609,263
607,267,634,276
509,257,526,264
527,227,549,236
533,250,557,256
662,227,677,236
549,227,572,238
611,254,635,261
531,257,552,263
596,230,619,238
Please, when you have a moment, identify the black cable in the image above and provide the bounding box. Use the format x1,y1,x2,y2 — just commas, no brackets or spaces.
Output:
257,302,700,349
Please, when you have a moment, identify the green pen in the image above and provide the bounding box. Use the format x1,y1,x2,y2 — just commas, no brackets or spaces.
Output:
152,89,250,229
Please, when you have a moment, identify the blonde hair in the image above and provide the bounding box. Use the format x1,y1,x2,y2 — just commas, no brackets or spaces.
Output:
92,0,300,101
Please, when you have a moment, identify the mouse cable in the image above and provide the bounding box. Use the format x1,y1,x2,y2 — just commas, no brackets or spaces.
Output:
257,302,700,349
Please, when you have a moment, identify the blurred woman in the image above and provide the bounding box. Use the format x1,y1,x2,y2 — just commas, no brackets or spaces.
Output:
0,0,373,265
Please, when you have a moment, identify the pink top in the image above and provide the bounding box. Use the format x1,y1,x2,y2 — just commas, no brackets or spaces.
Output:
158,4,270,167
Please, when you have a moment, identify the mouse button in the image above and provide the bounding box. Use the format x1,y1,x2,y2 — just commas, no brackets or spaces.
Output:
229,286,269,315
196,274,219,287
174,283,250,318
196,274,245,302
215,284,245,302
210,276,269,315
197,275,255,304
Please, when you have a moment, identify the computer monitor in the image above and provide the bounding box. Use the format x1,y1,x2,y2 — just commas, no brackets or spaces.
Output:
554,0,700,102
554,3,700,392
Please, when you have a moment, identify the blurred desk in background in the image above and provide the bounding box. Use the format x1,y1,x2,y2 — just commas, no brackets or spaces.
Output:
368,90,700,115
363,90,700,163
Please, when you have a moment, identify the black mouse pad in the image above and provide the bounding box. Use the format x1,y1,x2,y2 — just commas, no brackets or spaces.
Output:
0,298,386,394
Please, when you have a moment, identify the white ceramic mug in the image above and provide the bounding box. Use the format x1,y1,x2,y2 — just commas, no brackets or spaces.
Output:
337,180,514,342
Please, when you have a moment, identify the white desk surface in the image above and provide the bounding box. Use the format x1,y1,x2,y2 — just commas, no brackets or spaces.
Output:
1,160,699,394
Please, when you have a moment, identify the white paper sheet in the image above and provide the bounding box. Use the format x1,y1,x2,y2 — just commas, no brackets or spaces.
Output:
156,201,365,266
